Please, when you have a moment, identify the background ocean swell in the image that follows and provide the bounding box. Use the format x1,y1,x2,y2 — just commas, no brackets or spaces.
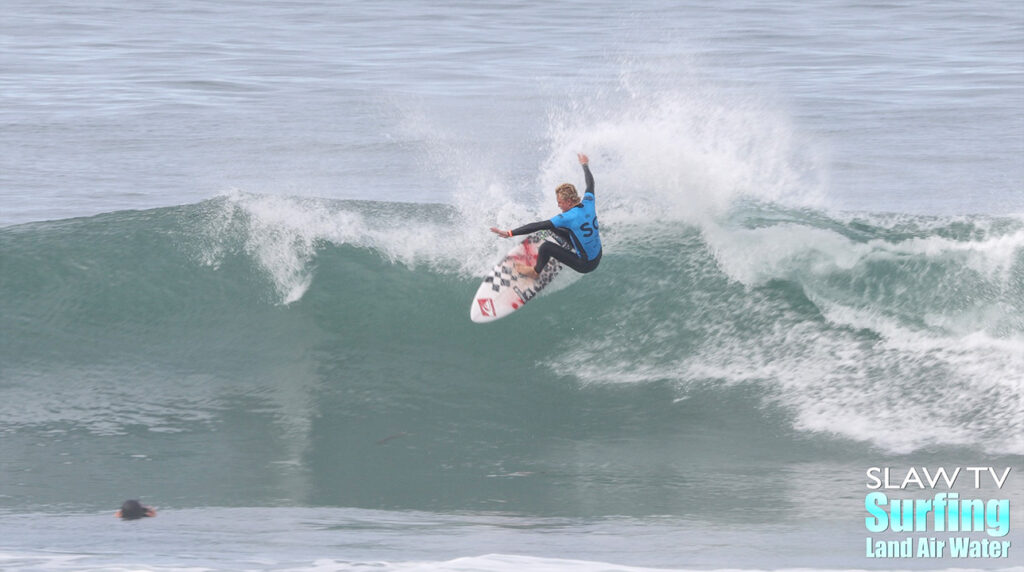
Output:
3,194,1021,481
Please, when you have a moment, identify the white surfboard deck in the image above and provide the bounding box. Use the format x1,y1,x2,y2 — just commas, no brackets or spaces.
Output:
470,231,568,323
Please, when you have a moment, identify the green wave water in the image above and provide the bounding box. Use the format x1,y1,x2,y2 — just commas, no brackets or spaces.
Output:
1,196,1022,517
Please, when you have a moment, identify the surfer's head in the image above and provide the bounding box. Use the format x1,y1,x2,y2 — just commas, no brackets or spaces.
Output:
117,499,155,520
555,183,579,211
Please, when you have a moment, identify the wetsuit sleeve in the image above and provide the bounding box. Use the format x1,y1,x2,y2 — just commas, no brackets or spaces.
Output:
509,220,555,236
582,163,594,197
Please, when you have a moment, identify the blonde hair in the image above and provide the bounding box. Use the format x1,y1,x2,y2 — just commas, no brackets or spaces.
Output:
555,183,579,204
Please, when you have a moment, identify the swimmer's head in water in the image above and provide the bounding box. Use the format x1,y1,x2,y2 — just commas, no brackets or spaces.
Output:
117,499,155,519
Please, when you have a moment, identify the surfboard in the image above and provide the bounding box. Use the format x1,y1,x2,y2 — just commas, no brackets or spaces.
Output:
470,231,569,323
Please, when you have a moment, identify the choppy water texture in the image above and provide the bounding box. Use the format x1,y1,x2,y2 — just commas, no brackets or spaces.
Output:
1,0,1022,570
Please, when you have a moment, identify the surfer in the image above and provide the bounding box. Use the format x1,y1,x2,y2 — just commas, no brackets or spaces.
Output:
490,153,602,278
116,499,156,520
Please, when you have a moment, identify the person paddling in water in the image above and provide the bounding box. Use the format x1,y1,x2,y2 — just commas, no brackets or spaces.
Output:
490,153,602,278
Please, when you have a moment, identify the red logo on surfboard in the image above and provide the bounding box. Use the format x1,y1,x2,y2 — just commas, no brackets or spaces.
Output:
477,298,496,317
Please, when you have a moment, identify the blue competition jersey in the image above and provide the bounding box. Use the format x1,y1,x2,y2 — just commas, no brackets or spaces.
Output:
550,192,601,260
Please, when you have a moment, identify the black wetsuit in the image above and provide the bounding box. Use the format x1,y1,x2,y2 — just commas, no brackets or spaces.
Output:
509,164,602,274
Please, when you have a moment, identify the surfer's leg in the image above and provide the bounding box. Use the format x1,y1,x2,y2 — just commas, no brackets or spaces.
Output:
514,241,571,278
534,242,601,274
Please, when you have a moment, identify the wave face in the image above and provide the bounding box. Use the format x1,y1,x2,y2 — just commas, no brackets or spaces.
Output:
3,194,1021,469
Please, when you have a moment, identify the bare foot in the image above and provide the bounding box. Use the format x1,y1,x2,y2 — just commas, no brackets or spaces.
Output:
515,263,539,278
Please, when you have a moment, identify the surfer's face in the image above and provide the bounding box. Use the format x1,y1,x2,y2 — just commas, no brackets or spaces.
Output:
557,196,576,212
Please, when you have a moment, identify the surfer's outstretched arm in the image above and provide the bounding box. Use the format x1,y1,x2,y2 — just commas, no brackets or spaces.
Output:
490,220,554,238
579,153,593,196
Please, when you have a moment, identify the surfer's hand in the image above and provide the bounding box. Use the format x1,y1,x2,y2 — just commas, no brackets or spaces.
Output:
578,153,589,165
490,227,512,238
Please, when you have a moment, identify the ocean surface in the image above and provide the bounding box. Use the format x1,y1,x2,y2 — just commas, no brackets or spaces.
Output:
1,1,1022,571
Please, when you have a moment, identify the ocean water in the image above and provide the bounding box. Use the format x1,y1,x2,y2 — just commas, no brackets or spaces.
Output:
1,1,1022,571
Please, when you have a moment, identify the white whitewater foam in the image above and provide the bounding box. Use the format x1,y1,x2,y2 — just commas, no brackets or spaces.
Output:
3,550,1014,572
557,213,1023,455
201,191,507,304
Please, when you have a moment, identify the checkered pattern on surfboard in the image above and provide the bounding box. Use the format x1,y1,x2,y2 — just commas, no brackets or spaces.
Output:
482,231,567,299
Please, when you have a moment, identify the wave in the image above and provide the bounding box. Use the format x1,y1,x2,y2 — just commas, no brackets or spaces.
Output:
1,195,1021,457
